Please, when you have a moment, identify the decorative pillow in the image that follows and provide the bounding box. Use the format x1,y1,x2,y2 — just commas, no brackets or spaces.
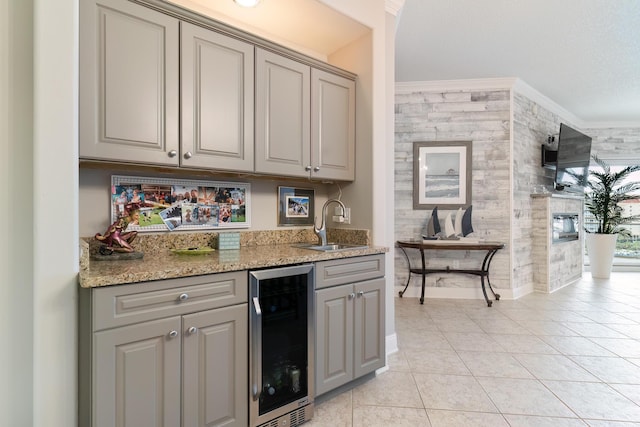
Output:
461,205,474,236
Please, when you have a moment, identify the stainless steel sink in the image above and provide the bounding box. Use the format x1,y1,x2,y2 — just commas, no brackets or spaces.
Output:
293,243,369,252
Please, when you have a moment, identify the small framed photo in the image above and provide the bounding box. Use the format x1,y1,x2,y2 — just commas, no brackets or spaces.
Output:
413,140,472,209
278,187,315,226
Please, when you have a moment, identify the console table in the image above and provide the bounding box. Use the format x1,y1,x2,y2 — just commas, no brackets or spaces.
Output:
396,240,505,307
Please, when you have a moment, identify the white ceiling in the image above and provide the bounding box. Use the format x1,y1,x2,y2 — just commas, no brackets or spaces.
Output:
395,0,640,125
168,0,369,61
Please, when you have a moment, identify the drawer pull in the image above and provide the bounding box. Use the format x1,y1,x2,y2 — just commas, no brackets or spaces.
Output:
187,326,198,335
168,330,178,339
179,293,189,301
348,293,355,300
357,290,364,297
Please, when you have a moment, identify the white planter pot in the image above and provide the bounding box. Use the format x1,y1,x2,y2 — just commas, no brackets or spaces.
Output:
585,233,618,279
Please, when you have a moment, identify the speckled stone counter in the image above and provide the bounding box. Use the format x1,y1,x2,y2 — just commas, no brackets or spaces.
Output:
79,228,387,288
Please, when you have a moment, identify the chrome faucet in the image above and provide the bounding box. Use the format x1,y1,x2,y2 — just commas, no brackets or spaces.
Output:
314,199,346,246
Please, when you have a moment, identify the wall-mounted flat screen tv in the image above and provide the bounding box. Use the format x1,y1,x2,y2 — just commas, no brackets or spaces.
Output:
554,123,592,192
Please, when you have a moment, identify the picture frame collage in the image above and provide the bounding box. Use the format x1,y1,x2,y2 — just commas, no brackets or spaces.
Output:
111,175,250,232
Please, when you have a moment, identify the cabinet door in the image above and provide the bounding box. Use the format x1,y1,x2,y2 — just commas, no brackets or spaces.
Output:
354,278,385,378
94,317,182,427
181,22,254,171
80,0,179,165
182,304,248,427
311,69,356,181
255,48,311,177
315,285,353,396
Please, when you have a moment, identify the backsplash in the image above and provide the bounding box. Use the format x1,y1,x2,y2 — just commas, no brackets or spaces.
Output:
82,228,370,258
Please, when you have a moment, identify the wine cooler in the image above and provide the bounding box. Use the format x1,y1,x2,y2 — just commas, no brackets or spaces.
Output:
249,264,315,427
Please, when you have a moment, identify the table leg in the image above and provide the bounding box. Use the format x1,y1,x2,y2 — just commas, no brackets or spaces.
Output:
419,248,426,304
480,248,500,306
398,247,411,298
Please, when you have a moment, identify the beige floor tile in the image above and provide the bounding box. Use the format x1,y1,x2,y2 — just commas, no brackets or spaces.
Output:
476,377,575,417
426,409,509,427
516,320,579,336
404,348,470,375
397,329,453,351
413,373,498,412
610,384,640,406
352,371,423,409
588,338,640,358
564,322,629,338
474,318,531,335
308,390,352,427
607,324,640,340
572,356,640,384
512,353,598,381
352,406,430,427
442,332,505,352
540,335,616,356
431,317,483,333
503,414,587,426
386,350,412,372
488,333,559,354
457,351,534,379
543,380,640,421
584,420,640,426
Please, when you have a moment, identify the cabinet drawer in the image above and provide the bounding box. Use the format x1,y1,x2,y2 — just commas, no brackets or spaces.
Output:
315,254,385,289
92,271,247,331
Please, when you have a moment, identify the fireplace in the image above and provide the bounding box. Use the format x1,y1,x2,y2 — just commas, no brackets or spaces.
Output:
552,213,579,243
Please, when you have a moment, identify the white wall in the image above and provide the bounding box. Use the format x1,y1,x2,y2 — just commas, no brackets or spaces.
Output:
32,0,79,425
1,0,35,425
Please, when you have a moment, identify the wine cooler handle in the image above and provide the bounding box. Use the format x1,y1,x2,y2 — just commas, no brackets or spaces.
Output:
252,296,262,401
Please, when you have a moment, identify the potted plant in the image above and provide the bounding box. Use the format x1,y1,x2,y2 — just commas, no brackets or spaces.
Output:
583,155,640,279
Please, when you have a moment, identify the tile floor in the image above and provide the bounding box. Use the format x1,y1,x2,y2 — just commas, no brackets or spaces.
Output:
308,272,640,426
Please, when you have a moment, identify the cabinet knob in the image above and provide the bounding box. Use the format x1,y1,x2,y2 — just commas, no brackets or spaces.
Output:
348,292,355,300
187,326,198,335
313,166,320,172
184,151,192,159
179,293,189,301
305,165,312,172
357,290,364,297
168,150,177,158
168,330,178,339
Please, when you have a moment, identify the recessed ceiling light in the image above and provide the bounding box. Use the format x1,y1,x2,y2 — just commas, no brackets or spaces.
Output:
234,0,260,7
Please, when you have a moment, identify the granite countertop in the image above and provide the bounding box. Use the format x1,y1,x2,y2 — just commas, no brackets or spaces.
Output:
79,228,387,288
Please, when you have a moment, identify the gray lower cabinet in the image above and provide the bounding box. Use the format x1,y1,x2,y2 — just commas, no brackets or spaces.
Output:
314,255,385,396
79,272,248,427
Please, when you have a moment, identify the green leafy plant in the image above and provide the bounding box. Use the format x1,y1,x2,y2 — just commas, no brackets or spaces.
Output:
584,155,640,235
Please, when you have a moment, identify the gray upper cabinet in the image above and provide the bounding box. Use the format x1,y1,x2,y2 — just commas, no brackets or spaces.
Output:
311,69,356,181
79,0,180,165
256,48,356,181
180,22,254,172
80,0,355,179
255,48,311,178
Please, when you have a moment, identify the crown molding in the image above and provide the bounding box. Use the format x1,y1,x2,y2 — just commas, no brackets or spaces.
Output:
395,77,518,94
385,0,405,16
511,79,583,128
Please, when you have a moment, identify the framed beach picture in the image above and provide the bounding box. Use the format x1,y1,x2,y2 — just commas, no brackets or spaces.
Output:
278,186,315,226
413,141,472,209
110,175,250,232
